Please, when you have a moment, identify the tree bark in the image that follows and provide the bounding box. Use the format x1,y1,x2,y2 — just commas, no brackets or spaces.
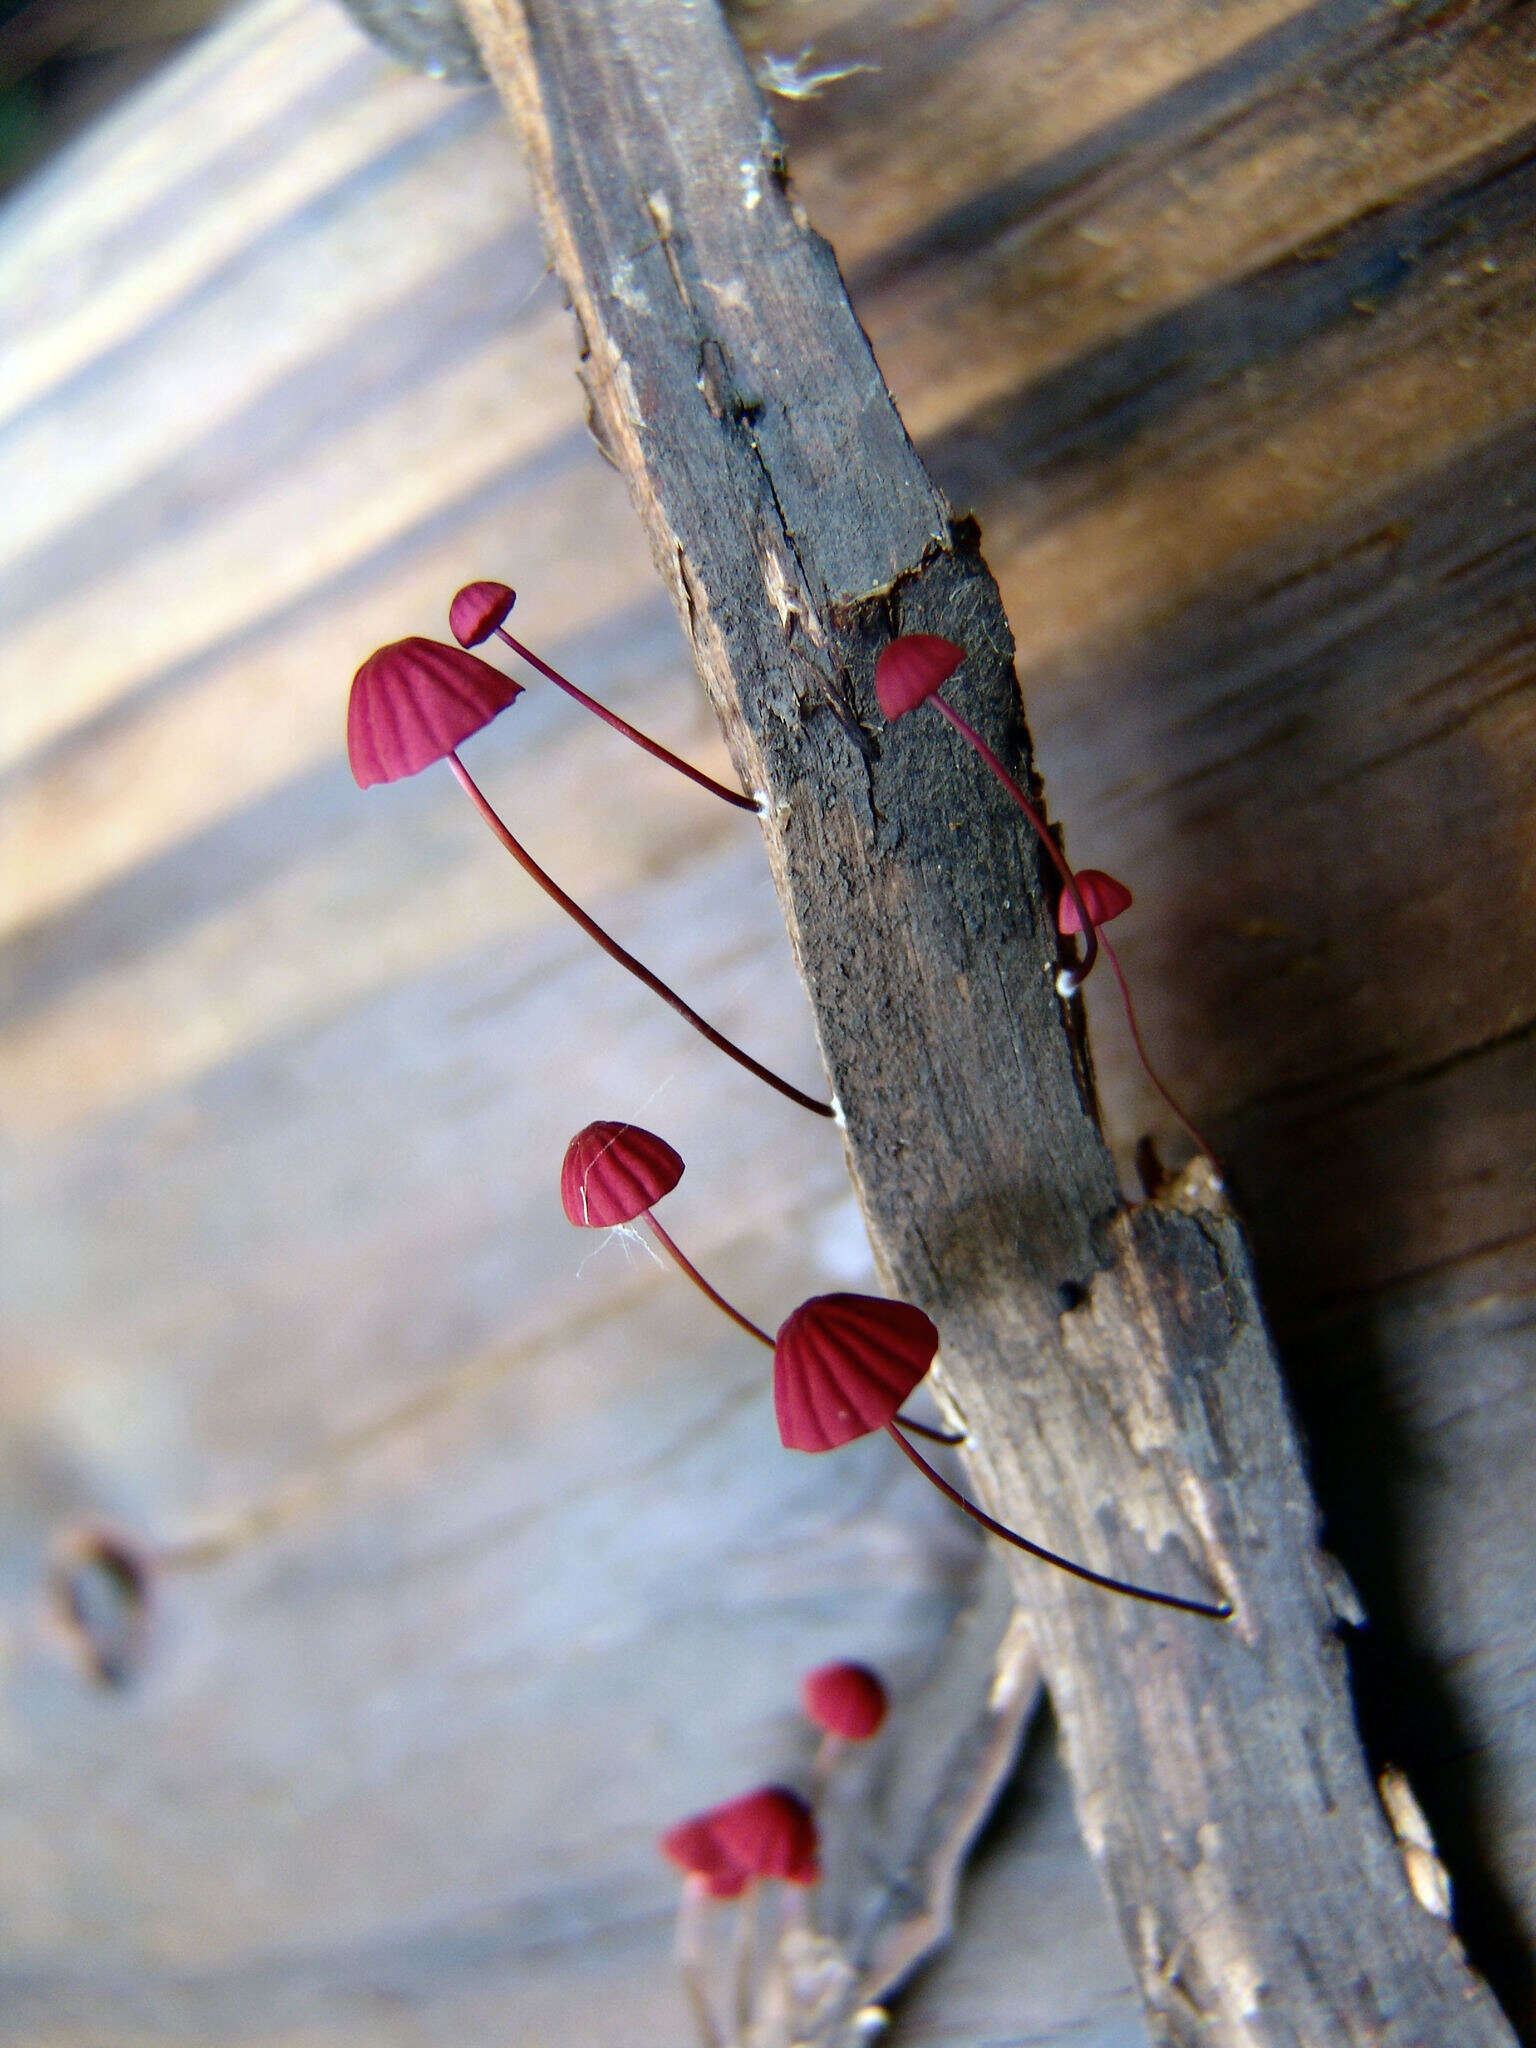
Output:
457,2,1518,2041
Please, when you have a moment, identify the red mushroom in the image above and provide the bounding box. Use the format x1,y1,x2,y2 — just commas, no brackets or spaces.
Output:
560,1120,770,1348
707,1786,820,1888
802,1661,888,1783
1055,867,1133,934
774,1294,938,1453
661,1812,750,1902
449,579,757,811
775,1295,1230,1619
348,635,521,787
560,1123,958,1442
1055,867,1216,1167
448,580,517,649
661,1789,819,2044
659,1809,748,2048
801,1661,888,1743
348,639,831,1117
873,633,1100,995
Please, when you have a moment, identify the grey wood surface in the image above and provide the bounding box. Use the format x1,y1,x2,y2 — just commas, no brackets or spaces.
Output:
0,0,1532,2041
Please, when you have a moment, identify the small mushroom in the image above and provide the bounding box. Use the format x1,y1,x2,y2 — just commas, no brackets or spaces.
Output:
662,1789,820,2045
712,1785,822,2026
661,1812,749,2048
560,1120,771,1347
802,1660,888,1783
1055,867,1133,933
709,1785,820,1888
348,639,831,1117
560,1122,957,1440
1056,867,1216,1166
661,1812,751,1902
774,1294,939,1454
776,1296,1231,1620
874,633,1099,994
449,580,757,810
801,1660,888,1743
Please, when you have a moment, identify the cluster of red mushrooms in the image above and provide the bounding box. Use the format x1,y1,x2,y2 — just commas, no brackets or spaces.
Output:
347,577,1227,1617
346,574,1233,2021
658,1660,889,2045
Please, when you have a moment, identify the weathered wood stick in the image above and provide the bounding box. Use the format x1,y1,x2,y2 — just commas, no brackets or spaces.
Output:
458,2,1518,2040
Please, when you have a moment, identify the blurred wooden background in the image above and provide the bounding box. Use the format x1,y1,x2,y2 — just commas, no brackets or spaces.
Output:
0,0,1532,2041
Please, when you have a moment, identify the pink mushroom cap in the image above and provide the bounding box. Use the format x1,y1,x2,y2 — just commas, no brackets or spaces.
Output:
449,580,517,648
774,1293,940,1453
659,1813,750,1900
707,1786,820,1887
1056,868,1134,936
561,1121,685,1228
873,634,967,720
801,1660,888,1741
347,637,522,788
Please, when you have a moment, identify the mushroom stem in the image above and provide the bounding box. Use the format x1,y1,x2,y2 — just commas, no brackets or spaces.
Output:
885,1422,1231,1619
888,1414,964,1445
643,1216,960,1441
810,1729,846,1800
447,752,833,1117
1099,931,1219,1168
495,626,759,811
644,1214,774,1347
926,693,1099,994
732,1878,759,2041
676,1877,726,2048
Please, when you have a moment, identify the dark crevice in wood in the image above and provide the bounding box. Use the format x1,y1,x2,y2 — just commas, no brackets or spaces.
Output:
1285,1294,1536,2030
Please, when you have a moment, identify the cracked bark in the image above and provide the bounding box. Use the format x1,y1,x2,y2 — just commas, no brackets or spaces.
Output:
457,1,1520,2041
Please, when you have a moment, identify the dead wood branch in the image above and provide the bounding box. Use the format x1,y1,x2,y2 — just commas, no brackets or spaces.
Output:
457,2,1519,2041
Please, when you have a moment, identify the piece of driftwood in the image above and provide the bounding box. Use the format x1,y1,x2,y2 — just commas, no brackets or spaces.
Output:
458,2,1520,2041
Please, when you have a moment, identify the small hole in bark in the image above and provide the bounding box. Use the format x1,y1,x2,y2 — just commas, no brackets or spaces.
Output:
48,1526,152,1688
1057,1280,1087,1312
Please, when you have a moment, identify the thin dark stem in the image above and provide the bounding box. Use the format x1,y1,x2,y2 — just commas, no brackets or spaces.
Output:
892,1414,966,1444
930,693,1099,992
448,753,833,1118
1101,932,1219,1169
497,627,759,811
644,1214,773,1346
644,1214,963,1440
885,1422,1231,1620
